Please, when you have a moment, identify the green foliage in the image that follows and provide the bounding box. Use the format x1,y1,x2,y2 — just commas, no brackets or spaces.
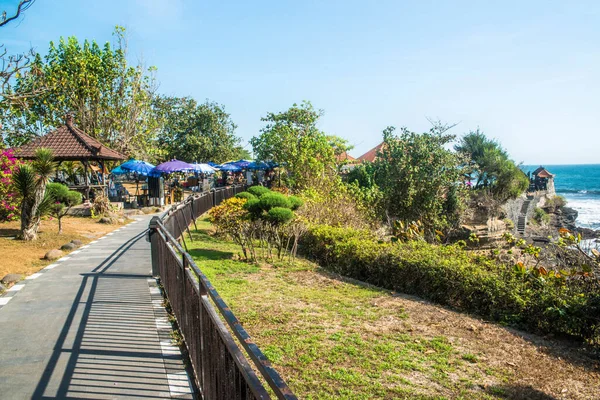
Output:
303,225,600,343
267,207,294,224
250,101,338,191
545,195,567,212
243,198,262,216
247,185,272,198
533,207,550,225
153,96,241,163
4,27,159,159
46,182,82,233
455,130,529,201
504,218,515,230
288,195,304,210
372,126,467,236
258,192,291,211
13,148,56,240
235,191,257,201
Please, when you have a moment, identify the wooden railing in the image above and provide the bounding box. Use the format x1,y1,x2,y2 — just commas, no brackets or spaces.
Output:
148,186,297,400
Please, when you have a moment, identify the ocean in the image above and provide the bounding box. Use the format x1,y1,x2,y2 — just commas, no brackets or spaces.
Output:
522,164,600,230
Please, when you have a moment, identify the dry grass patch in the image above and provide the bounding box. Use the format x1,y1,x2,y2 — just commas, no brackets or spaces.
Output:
0,216,125,278
188,219,600,400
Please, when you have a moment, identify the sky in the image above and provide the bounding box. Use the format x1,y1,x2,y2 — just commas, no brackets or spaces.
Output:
1,0,599,164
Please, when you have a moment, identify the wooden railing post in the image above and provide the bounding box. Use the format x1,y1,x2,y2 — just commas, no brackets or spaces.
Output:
148,216,161,277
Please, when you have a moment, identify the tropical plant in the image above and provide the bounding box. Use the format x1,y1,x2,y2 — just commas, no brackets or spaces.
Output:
13,148,55,240
46,182,82,233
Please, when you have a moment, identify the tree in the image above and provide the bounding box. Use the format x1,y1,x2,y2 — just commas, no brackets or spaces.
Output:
455,130,528,201
251,101,337,191
13,148,55,240
3,27,159,158
154,96,241,163
1,0,36,28
373,126,467,235
0,149,22,221
46,182,82,234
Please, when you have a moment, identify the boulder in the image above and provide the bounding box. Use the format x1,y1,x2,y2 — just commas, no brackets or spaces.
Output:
117,218,125,224
45,249,64,260
1,273,21,284
99,217,114,224
61,242,76,251
70,239,84,248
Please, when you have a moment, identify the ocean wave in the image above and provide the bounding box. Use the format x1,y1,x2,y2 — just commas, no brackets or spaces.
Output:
557,189,600,196
564,198,600,230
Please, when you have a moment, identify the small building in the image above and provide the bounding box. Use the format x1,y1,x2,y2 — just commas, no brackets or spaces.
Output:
529,166,555,195
12,115,126,200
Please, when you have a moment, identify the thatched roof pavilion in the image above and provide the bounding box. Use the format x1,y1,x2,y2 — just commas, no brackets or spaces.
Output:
13,114,126,199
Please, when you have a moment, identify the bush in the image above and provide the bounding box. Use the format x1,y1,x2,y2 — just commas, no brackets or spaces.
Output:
545,195,567,212
533,207,550,225
504,218,515,230
259,192,291,211
267,207,294,224
247,186,271,198
288,195,304,210
0,150,22,222
235,192,257,201
302,224,600,343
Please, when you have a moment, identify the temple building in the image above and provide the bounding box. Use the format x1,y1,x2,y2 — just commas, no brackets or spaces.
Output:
529,166,555,195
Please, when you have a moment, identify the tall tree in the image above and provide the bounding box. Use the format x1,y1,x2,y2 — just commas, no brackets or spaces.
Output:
455,130,528,201
373,126,467,234
2,27,159,158
153,96,241,163
251,101,337,191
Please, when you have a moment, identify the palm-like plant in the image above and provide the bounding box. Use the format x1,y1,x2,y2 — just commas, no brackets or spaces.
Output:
13,148,56,240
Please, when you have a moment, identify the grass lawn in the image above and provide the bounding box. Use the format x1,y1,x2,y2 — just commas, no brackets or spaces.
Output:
0,216,125,279
188,218,600,400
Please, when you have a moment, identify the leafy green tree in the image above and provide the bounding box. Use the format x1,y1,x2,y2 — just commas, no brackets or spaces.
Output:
455,130,528,201
153,95,241,163
251,101,337,191
3,27,159,158
46,182,82,234
13,148,55,240
373,126,467,236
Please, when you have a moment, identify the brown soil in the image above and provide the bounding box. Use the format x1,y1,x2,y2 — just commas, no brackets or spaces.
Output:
0,216,124,279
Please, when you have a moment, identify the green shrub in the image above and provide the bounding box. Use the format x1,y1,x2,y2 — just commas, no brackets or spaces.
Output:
243,198,262,216
533,207,550,225
504,218,515,230
288,195,304,210
247,186,271,198
259,192,291,211
267,207,294,224
235,192,257,201
302,224,600,343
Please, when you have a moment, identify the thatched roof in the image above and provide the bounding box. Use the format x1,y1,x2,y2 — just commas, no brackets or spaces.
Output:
12,116,125,161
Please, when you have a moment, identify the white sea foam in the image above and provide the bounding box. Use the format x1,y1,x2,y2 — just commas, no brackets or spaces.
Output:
563,196,600,230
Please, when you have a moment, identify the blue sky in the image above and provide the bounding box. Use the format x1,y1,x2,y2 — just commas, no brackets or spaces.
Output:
1,0,599,164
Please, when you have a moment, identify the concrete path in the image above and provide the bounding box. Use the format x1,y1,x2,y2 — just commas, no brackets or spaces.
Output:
0,216,195,399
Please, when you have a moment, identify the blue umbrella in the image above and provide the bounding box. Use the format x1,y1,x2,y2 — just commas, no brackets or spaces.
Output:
110,165,127,175
190,163,217,174
247,161,269,170
120,160,155,176
207,162,219,167
226,159,252,168
218,163,242,172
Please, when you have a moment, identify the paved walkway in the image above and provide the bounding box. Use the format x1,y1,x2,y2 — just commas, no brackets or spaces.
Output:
0,216,195,399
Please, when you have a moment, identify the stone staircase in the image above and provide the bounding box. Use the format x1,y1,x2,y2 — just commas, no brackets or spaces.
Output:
517,197,533,235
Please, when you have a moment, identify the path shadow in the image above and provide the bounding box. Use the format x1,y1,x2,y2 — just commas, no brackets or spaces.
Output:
31,230,193,399
486,384,558,399
188,248,234,261
0,227,20,238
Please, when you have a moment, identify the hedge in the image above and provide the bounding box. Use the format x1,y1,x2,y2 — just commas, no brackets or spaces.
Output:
302,225,600,343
